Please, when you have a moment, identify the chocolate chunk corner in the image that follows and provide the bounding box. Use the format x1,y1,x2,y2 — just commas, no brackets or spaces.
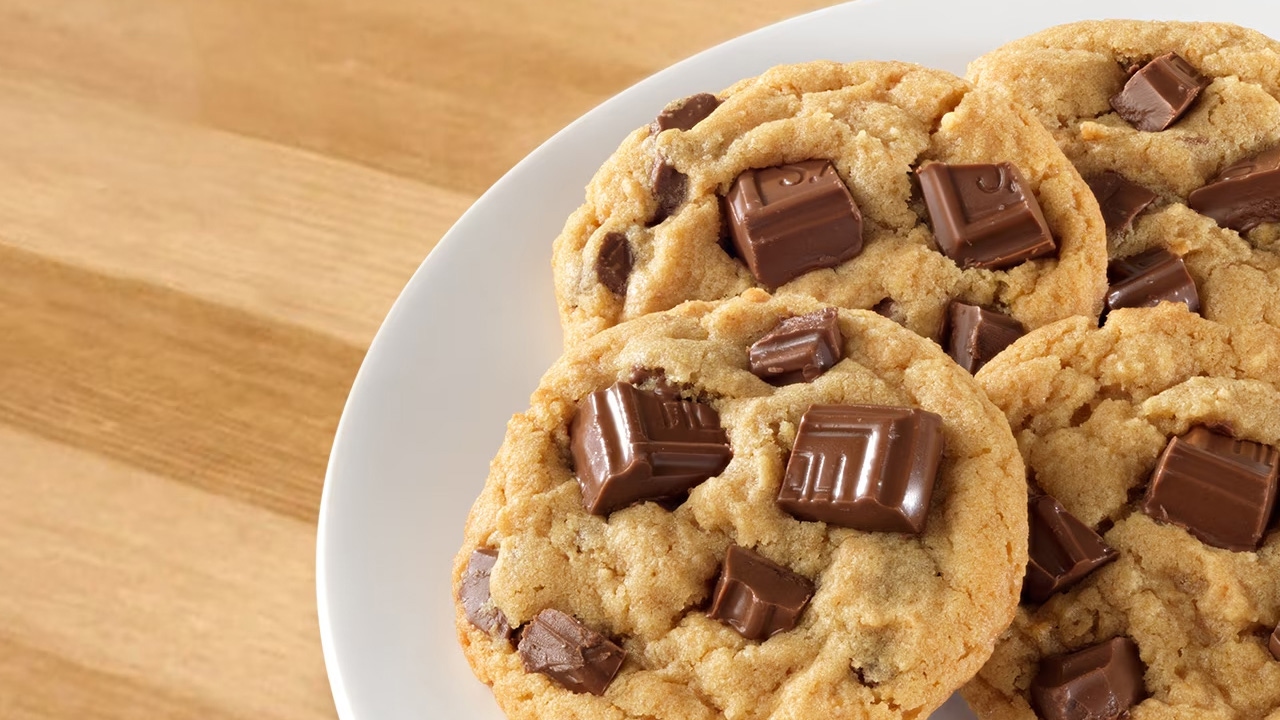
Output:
1106,247,1199,314
517,609,626,695
707,545,814,640
1110,52,1209,132
1031,637,1147,720
725,160,864,288
777,404,944,534
748,308,843,385
1087,171,1157,234
1024,495,1118,604
460,547,513,640
652,92,721,133
1188,147,1280,232
1271,625,1280,661
570,382,732,515
945,301,1024,375
917,162,1056,270
596,232,633,295
1140,426,1280,551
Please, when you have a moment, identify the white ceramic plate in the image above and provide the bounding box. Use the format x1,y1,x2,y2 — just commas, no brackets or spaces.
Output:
316,1,1280,717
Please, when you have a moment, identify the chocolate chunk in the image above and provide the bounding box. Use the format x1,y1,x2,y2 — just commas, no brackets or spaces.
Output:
917,162,1057,270
570,381,731,515
871,298,905,325
707,545,814,640
1110,52,1209,132
1188,147,1280,232
652,93,720,133
1087,171,1157,234
749,308,844,385
1271,625,1280,661
1024,496,1119,604
517,609,626,695
725,160,864,288
945,301,1024,375
777,404,944,534
596,232,633,295
1031,637,1147,720
649,157,687,225
1140,426,1280,551
460,548,512,640
1105,248,1199,314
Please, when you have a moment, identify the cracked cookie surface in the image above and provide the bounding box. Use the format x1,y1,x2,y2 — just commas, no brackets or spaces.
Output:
453,292,1027,720
965,303,1280,720
968,20,1280,330
551,61,1107,347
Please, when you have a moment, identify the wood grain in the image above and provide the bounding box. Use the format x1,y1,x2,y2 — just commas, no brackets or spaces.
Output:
0,0,839,715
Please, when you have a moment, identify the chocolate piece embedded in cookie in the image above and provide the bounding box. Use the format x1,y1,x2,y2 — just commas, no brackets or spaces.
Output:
1087,171,1157,234
1140,426,1280,551
1105,248,1199,314
652,93,720,133
1031,637,1147,720
1271,625,1280,661
1188,147,1280,232
650,157,688,225
1110,52,1209,132
917,162,1056,270
517,609,626,695
460,548,513,640
748,308,843,386
1024,496,1118,604
945,301,1024,375
725,160,863,288
707,545,814,641
597,232,633,295
570,381,731,515
777,404,944,533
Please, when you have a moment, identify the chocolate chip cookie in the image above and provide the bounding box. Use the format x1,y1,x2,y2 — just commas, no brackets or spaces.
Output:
453,292,1028,720
551,61,1107,348
964,303,1280,720
968,20,1280,329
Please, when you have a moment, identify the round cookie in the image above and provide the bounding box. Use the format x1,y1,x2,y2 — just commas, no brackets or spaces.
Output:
965,303,1280,720
551,61,1107,347
968,20,1280,330
453,292,1028,720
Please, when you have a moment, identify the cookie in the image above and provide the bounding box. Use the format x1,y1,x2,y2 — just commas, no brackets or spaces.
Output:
968,20,1280,329
453,292,1028,720
963,303,1280,720
551,61,1107,351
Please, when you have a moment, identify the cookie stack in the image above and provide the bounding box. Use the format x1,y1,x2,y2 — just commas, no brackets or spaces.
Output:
453,21,1280,720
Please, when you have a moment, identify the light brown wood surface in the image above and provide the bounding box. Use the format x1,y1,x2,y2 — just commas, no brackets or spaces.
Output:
0,1,842,716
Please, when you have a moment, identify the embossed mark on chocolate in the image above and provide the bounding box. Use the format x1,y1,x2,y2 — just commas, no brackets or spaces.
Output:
651,93,720,133
1110,52,1209,132
707,545,814,641
945,301,1024,375
1105,247,1199,314
596,232,633,295
917,162,1056,270
777,405,944,534
1188,147,1280,232
1024,495,1118,604
1087,171,1157,234
725,160,863,288
460,547,512,640
1141,426,1280,551
517,609,626,696
749,308,843,386
570,381,731,516
650,157,688,226
1031,637,1147,720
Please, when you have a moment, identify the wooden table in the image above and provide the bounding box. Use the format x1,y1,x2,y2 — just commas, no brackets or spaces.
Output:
0,1,842,716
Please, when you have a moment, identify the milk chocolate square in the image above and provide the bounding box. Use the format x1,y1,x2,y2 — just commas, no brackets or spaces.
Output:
945,301,1024,375
1141,427,1280,551
777,404,944,534
1188,147,1280,232
1024,495,1118,604
748,308,843,385
652,93,720,133
1106,248,1199,314
917,162,1056,270
459,547,513,640
570,382,731,516
1031,638,1147,720
1087,171,1157,234
707,545,814,640
724,160,864,288
517,609,626,696
1110,52,1209,132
